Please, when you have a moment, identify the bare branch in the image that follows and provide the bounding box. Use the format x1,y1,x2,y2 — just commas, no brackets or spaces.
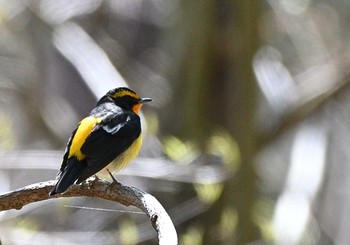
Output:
258,72,350,148
0,176,178,245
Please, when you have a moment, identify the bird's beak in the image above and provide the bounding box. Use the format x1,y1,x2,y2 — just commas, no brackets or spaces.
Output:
139,98,152,103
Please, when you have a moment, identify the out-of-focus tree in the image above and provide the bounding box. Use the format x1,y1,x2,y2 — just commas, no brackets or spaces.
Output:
163,1,261,244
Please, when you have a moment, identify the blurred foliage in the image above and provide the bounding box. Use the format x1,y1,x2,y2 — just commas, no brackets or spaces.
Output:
194,182,224,204
0,115,15,150
119,217,139,245
219,207,238,241
1,0,350,245
180,225,204,245
162,136,198,163
206,130,240,170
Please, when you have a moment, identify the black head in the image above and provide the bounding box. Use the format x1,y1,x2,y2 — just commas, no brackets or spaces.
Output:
99,87,152,114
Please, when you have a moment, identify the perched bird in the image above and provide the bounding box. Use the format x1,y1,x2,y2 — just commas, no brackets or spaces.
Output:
49,87,152,196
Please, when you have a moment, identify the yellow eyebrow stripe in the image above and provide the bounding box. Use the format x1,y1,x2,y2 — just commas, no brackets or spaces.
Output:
68,116,102,160
111,90,139,99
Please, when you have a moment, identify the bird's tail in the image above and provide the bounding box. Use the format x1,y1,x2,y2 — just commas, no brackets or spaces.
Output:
49,160,84,196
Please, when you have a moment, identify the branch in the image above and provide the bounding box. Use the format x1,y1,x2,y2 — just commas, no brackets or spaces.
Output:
0,176,178,245
258,71,350,148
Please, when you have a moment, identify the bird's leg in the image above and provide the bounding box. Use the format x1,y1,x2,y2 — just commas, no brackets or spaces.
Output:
106,168,122,187
93,174,101,181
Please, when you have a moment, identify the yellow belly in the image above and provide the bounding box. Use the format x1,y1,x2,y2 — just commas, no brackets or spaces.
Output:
96,134,143,178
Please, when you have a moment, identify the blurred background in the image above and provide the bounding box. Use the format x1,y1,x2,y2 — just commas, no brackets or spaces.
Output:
0,0,349,244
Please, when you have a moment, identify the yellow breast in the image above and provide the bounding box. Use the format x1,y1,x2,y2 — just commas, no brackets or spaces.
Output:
97,134,143,177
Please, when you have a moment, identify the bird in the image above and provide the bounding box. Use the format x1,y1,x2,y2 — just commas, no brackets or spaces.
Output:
49,87,152,196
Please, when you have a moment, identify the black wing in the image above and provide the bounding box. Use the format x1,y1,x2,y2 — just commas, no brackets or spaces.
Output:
58,128,77,173
49,127,81,195
76,111,141,182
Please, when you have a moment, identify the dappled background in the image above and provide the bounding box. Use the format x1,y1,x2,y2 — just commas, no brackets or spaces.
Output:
0,0,350,244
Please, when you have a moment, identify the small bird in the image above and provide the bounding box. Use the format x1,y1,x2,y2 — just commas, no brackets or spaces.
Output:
49,87,152,196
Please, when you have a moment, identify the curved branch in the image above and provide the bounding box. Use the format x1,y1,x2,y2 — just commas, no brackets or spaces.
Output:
0,177,178,245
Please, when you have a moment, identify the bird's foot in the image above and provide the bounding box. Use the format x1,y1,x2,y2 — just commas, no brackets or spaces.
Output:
83,175,101,186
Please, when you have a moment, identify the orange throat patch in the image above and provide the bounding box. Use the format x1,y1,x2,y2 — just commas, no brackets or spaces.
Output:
132,104,142,114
